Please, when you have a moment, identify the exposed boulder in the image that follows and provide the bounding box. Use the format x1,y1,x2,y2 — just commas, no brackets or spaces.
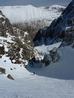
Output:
0,67,6,74
7,74,14,80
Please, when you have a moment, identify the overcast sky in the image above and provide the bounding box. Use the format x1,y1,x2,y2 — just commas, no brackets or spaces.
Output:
0,0,72,6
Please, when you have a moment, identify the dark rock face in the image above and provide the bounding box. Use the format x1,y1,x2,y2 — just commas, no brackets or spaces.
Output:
33,0,74,46
33,27,49,46
48,0,74,39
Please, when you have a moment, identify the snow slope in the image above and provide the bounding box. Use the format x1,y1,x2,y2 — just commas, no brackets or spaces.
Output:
0,42,61,79
0,37,74,98
0,5,65,23
0,46,74,98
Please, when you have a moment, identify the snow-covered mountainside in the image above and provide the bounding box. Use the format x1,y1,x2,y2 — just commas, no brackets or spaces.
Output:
0,10,34,65
0,5,65,24
33,0,74,46
0,1,74,98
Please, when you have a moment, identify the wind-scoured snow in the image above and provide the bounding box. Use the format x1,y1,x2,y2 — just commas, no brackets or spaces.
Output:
0,5,65,23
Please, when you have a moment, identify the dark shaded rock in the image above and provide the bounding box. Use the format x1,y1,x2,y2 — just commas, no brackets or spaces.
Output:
42,54,51,66
0,45,5,55
33,0,74,46
7,74,14,80
0,67,6,74
50,48,60,63
46,0,74,44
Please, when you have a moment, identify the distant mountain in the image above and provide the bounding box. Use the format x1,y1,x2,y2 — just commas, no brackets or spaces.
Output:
0,5,65,24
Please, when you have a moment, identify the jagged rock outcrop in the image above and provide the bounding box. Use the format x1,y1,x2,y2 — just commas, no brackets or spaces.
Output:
0,10,13,36
0,10,34,63
13,27,33,46
47,0,74,43
33,0,74,46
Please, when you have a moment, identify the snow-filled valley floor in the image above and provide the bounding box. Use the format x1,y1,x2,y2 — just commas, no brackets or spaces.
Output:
0,46,74,98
